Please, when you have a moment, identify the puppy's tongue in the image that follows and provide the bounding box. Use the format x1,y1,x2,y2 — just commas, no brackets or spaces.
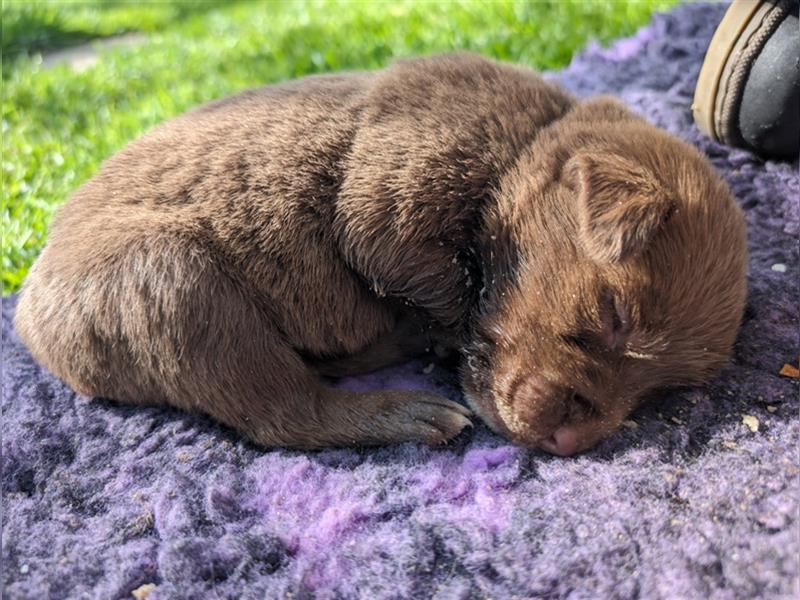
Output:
539,426,582,457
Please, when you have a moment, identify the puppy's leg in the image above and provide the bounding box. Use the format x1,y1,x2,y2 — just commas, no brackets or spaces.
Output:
166,298,472,448
181,297,472,447
16,234,470,448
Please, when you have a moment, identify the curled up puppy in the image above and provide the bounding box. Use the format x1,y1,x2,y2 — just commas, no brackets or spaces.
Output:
15,54,748,456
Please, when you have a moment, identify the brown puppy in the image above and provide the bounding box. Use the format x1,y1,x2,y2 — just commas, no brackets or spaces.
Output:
14,54,747,456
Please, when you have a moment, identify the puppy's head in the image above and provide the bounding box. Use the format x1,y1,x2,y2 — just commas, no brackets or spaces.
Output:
463,99,747,456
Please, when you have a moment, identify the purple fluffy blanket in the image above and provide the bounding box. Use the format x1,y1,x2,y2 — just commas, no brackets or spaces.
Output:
3,3,798,598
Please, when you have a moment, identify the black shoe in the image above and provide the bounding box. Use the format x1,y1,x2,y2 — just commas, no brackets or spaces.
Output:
693,0,799,160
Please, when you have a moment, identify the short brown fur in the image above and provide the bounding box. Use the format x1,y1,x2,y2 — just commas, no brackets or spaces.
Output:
15,54,748,455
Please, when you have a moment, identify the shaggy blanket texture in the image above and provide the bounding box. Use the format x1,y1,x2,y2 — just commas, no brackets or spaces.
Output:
3,3,798,599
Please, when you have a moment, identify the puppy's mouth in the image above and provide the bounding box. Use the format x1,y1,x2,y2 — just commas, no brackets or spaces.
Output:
459,328,631,456
463,372,631,456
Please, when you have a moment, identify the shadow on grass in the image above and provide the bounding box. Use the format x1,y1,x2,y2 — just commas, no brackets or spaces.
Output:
1,0,241,59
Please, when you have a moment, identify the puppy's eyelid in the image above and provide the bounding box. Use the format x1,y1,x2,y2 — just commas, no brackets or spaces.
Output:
612,297,631,334
599,291,630,350
563,297,631,353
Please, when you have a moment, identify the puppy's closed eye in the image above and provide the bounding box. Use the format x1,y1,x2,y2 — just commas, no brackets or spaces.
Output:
562,292,630,354
598,292,630,350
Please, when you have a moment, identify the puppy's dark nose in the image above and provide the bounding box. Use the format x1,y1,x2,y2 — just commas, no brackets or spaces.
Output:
511,376,602,456
512,376,567,432
538,390,602,456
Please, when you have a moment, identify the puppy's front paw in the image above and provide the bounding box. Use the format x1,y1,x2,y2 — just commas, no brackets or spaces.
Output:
377,392,473,445
318,388,473,447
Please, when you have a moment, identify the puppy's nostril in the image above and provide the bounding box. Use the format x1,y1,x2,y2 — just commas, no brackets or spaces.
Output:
568,390,595,416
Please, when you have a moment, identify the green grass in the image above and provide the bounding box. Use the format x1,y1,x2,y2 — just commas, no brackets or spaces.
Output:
2,0,677,293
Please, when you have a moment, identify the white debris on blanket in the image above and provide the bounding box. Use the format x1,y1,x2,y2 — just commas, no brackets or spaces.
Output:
742,415,760,433
132,583,156,600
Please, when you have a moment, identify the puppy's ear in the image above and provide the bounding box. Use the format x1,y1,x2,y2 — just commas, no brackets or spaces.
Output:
567,153,675,263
